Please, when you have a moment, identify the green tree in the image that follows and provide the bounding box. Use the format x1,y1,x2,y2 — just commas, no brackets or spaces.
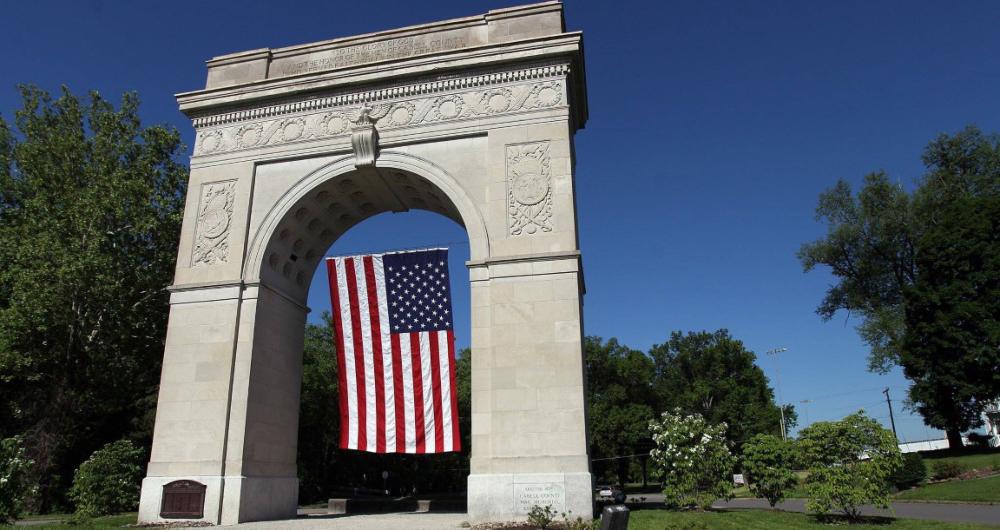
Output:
297,313,340,503
798,412,902,522
0,86,187,510
741,434,797,508
648,409,735,510
902,194,1000,447
799,127,1000,447
797,172,916,373
585,336,655,486
649,330,790,450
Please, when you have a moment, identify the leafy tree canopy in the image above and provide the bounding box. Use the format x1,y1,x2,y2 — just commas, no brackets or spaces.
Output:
0,86,187,511
799,126,1000,445
649,330,790,448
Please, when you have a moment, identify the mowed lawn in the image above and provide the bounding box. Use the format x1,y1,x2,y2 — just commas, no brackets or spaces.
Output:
923,451,1000,474
1,514,136,529
628,509,999,529
896,475,1000,503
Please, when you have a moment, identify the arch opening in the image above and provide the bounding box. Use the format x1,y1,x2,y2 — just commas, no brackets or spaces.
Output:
247,152,490,306
246,155,480,510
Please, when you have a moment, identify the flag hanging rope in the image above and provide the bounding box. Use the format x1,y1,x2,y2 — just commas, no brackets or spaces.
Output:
325,247,461,454
324,240,469,259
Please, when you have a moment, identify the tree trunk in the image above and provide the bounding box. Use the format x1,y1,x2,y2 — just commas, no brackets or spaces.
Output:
946,427,964,449
641,456,648,488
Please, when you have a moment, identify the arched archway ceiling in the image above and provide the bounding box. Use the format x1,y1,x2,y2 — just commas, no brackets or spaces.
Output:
260,168,463,303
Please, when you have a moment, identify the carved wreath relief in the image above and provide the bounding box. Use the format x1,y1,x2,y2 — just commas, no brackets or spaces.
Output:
506,141,552,236
193,77,565,156
192,180,237,267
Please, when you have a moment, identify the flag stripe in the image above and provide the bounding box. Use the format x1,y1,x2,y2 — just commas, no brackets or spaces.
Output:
362,256,387,453
419,332,436,454
327,260,350,450
344,258,368,452
429,331,445,452
410,332,426,453
438,330,454,451
372,256,396,453
448,331,461,450
334,259,358,449
353,257,377,452
390,332,406,453
399,332,417,453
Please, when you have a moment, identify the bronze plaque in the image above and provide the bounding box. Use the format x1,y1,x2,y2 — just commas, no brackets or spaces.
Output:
160,480,206,519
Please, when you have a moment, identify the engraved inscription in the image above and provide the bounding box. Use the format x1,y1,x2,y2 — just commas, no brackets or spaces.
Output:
507,141,553,236
192,180,237,267
515,482,565,513
277,35,469,76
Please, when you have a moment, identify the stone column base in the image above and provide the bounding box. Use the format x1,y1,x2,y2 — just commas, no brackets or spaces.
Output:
467,472,593,522
137,475,298,525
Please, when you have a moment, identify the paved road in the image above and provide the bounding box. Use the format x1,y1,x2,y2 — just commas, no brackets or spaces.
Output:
711,498,1000,526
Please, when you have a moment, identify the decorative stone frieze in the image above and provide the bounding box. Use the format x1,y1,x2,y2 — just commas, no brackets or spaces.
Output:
191,180,237,266
192,65,568,157
506,141,552,236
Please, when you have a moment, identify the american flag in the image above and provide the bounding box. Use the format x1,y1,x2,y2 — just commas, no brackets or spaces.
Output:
325,248,460,454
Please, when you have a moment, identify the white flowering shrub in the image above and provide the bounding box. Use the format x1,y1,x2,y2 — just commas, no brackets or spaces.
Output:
648,409,735,509
0,436,35,524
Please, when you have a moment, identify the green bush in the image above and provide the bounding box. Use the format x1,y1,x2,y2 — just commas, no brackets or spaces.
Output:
741,434,798,507
798,412,902,522
0,436,35,524
890,453,927,490
931,460,963,480
69,439,145,518
527,504,556,529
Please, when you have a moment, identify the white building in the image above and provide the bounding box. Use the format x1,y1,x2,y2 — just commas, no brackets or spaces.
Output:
983,401,1000,448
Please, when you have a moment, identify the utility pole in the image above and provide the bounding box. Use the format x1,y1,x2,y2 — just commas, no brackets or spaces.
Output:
766,347,789,441
883,387,898,440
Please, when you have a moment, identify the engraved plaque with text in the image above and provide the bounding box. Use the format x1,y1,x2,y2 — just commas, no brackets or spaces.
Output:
160,480,206,519
515,482,565,513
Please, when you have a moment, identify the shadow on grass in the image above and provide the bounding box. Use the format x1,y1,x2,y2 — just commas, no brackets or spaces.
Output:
812,514,897,526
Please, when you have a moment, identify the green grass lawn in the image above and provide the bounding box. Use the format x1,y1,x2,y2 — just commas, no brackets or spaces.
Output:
922,450,1000,473
628,509,998,529
895,475,1000,503
1,513,136,529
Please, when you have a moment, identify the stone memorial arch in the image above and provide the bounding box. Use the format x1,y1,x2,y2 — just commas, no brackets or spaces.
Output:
138,2,591,524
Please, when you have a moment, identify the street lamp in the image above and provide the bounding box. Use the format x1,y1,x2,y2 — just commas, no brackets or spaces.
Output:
766,347,789,441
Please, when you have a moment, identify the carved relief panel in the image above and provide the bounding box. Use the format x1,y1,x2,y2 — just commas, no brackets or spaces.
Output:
506,141,553,236
191,180,237,267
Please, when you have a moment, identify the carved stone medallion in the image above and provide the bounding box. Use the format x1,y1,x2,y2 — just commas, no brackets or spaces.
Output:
506,141,552,236
192,180,237,266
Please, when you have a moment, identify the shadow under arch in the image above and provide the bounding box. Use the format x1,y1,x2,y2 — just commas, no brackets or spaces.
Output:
245,150,491,305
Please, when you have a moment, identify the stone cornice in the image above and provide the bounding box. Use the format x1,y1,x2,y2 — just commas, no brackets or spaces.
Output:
191,63,570,129
191,63,572,157
177,32,586,126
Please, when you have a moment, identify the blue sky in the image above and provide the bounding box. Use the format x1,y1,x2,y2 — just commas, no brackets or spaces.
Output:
3,0,999,443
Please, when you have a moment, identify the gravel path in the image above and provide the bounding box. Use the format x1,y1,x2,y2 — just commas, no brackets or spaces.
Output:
225,512,469,529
